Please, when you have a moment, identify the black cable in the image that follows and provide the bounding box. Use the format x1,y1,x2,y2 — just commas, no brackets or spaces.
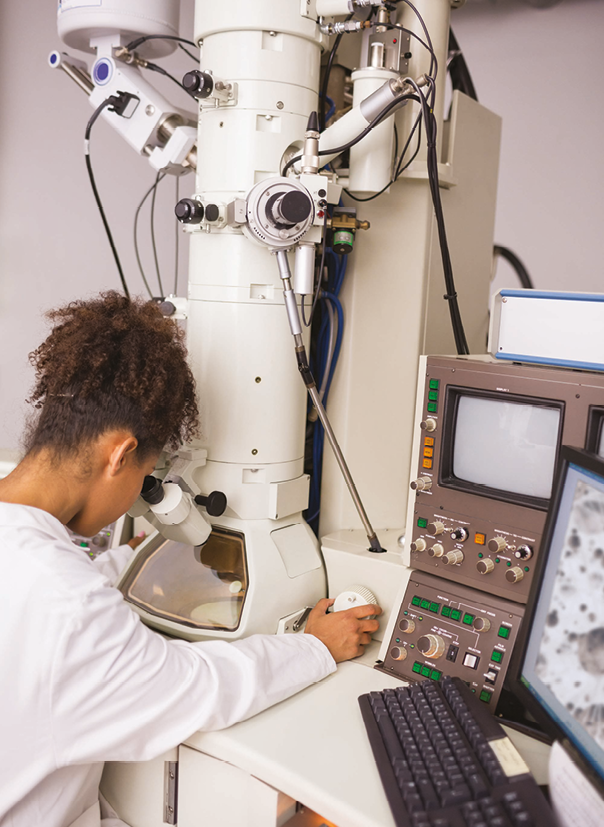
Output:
282,93,418,176
145,61,187,92
319,12,354,132
448,28,478,102
134,173,166,299
84,96,131,298
126,34,198,52
494,245,534,289
398,0,437,82
178,42,199,62
150,170,165,297
305,211,330,327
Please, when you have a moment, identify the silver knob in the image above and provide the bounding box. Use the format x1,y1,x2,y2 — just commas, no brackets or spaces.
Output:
398,618,416,634
476,558,495,575
488,536,507,553
410,538,426,553
443,550,464,565
473,617,491,633
427,521,444,535
420,418,437,432
505,566,525,583
417,634,445,659
390,647,408,662
428,544,444,558
410,476,432,491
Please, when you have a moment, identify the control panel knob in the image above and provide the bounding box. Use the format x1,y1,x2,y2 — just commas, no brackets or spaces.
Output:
505,566,525,583
476,558,495,575
428,544,444,558
175,198,204,224
417,634,445,659
398,618,416,634
410,476,432,491
514,544,533,561
182,69,214,99
427,521,444,535
442,550,464,565
390,647,408,662
488,536,508,553
472,617,491,633
420,418,437,432
410,538,426,553
91,535,107,548
450,527,468,542
205,203,220,222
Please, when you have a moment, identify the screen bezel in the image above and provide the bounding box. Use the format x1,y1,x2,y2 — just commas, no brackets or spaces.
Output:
585,406,604,456
439,386,565,511
506,445,604,797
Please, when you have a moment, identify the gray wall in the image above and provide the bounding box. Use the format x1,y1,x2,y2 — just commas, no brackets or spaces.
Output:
1,0,602,451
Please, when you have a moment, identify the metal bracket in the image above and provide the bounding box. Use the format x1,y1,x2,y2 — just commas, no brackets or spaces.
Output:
164,760,178,824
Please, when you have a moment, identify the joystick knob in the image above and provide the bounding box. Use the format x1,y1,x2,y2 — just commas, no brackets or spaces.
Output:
398,618,416,634
427,521,444,535
410,538,426,553
420,418,437,432
488,536,507,553
472,617,491,633
410,476,432,491
505,566,525,583
476,558,495,575
443,550,464,565
417,634,445,659
428,544,444,558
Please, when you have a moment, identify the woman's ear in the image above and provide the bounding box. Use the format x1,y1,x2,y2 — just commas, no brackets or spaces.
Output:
107,434,139,476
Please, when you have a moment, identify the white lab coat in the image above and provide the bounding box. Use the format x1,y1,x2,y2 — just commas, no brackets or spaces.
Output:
0,503,336,827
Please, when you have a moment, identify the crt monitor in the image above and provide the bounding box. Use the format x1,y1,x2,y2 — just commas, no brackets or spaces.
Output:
508,445,604,797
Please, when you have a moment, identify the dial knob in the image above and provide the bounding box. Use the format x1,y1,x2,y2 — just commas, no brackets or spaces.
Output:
91,535,107,548
420,418,437,432
410,538,426,553
476,558,495,575
174,198,204,224
450,527,468,542
472,617,491,633
410,476,432,491
505,566,525,583
514,544,533,561
488,536,507,553
428,544,444,558
417,634,445,659
443,550,464,565
182,69,214,98
427,521,444,535
398,618,416,634
390,647,408,662
266,190,312,227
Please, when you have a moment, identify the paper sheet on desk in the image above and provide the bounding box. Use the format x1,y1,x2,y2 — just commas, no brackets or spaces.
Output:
549,741,604,827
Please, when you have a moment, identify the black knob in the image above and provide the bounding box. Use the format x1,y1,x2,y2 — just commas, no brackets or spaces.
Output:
158,300,176,316
205,203,220,222
175,198,204,224
280,190,312,223
182,70,214,99
195,490,227,517
141,475,164,505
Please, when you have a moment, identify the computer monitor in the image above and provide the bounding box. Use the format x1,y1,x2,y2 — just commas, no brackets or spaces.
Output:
508,445,604,797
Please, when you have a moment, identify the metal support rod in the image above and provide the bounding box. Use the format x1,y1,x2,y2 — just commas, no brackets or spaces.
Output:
275,250,384,552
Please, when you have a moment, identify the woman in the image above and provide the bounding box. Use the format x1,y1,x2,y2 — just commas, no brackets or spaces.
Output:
0,292,380,827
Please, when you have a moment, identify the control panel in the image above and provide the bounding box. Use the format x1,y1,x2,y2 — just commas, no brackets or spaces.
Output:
377,571,524,708
406,356,604,603
68,516,128,559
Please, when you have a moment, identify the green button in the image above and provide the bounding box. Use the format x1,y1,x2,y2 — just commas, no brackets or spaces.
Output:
429,379,439,390
506,561,512,567
427,402,438,413
450,609,462,621
428,391,438,401
463,613,474,626
420,599,431,610
441,606,451,618
79,542,88,548
430,669,442,681
412,596,422,606
412,662,422,674
404,610,408,616
421,665,431,677
478,552,483,558
524,566,530,572
498,625,511,639
417,517,428,528
479,690,492,703
491,650,503,664
396,638,400,643
429,602,440,613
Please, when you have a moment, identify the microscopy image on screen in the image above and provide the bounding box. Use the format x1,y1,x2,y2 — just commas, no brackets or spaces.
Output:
535,478,604,748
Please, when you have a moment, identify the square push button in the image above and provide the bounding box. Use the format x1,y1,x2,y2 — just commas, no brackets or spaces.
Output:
429,602,440,613
422,458,433,469
427,402,438,413
429,379,439,390
462,613,474,626
463,653,479,669
411,596,422,607
420,599,431,610
441,606,451,618
450,609,462,622
421,665,431,678
491,650,503,664
412,661,422,674
428,391,438,402
479,690,493,704
417,517,428,528
424,436,435,447
430,670,442,681
498,625,511,640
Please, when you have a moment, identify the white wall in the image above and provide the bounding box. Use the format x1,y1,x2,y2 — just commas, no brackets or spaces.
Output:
451,0,604,295
0,0,195,451
1,0,603,452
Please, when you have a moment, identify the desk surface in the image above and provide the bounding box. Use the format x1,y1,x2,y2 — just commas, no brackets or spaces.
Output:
185,656,404,827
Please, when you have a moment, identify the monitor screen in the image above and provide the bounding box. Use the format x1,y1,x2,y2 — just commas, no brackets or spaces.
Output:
515,449,604,785
450,394,561,500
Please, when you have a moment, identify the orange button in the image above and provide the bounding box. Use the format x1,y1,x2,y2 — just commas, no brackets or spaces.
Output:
424,436,435,447
422,458,433,469
423,447,433,458
474,532,486,545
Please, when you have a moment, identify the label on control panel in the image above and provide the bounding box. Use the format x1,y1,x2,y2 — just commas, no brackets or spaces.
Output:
489,737,530,777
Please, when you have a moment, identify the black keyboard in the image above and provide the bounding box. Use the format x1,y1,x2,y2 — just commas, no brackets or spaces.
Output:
359,676,554,827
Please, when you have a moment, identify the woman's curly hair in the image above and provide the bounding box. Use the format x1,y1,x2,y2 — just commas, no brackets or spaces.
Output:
24,292,199,460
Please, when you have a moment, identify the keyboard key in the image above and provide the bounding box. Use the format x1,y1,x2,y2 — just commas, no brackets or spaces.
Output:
512,814,534,826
